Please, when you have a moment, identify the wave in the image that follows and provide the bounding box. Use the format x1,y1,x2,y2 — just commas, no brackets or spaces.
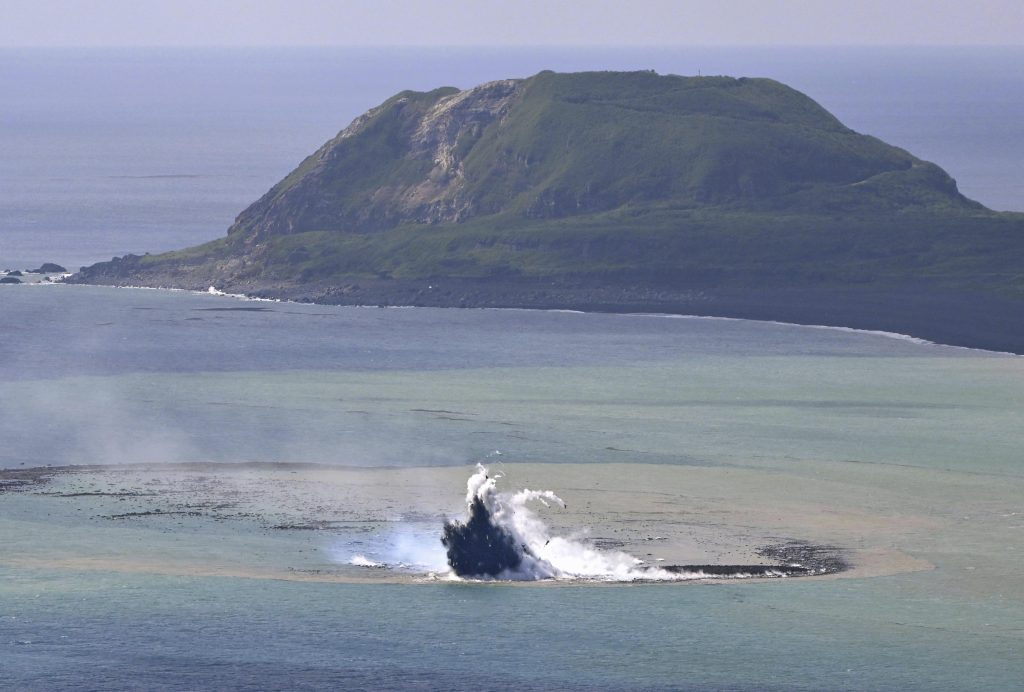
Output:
627,312,931,345
206,286,279,303
348,554,385,568
87,284,280,303
621,311,1024,356
494,306,1018,356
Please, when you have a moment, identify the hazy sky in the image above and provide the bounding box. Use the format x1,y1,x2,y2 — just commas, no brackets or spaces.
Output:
2,0,1022,47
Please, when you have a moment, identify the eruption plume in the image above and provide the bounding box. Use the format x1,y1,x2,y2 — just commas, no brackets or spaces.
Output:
440,464,662,580
441,464,565,578
439,465,845,581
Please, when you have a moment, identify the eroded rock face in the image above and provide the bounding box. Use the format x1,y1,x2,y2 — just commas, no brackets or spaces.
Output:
402,79,521,224
230,79,525,240
411,80,520,171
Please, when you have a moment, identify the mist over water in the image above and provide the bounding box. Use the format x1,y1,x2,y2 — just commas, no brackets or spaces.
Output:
1,285,1012,474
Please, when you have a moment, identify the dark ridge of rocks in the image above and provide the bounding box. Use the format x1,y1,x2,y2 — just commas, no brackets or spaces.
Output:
0,466,64,492
591,537,628,550
104,510,204,519
663,542,846,579
269,520,351,530
662,564,809,577
29,263,68,273
758,540,848,574
38,491,159,498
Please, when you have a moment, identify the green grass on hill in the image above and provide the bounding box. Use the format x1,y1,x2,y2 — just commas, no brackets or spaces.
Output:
81,70,1024,301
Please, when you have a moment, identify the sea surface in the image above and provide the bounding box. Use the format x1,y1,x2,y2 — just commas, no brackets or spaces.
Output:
2,287,1023,690
2,48,1024,690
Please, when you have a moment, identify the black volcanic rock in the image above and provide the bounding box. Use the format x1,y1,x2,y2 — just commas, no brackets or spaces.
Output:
441,496,525,577
30,263,67,273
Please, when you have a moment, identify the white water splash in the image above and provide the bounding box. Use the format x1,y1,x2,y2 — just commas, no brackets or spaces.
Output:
329,465,810,582
460,464,685,581
348,554,385,568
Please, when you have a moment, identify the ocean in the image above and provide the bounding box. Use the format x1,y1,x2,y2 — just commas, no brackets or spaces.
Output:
2,48,1024,690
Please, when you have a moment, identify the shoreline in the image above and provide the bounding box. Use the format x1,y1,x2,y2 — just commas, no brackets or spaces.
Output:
58,278,1024,356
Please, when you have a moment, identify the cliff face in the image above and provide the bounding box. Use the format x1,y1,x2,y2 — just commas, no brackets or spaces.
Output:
231,79,524,240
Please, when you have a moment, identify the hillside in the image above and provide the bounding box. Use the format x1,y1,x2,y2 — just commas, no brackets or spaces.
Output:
71,70,1024,351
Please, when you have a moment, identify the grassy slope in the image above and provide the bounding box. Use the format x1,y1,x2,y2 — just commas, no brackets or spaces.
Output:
456,72,917,215
79,71,1024,304
136,204,1024,300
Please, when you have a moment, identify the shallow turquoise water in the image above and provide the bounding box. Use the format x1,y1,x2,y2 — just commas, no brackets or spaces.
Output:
2,286,1023,689
4,571,1022,691
3,285,1019,476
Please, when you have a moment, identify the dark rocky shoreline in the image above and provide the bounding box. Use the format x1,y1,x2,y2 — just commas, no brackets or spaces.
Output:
66,269,1024,354
294,279,1024,355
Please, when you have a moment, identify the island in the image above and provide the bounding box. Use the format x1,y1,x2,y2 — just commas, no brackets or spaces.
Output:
69,70,1024,352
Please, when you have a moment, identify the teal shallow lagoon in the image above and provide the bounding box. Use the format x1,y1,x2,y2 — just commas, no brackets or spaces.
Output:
2,286,1023,689
3,573,1023,691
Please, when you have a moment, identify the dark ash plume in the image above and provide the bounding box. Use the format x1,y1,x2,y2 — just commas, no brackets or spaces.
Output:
441,496,527,577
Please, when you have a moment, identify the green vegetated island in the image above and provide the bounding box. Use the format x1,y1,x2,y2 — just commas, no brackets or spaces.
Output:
71,70,1024,352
